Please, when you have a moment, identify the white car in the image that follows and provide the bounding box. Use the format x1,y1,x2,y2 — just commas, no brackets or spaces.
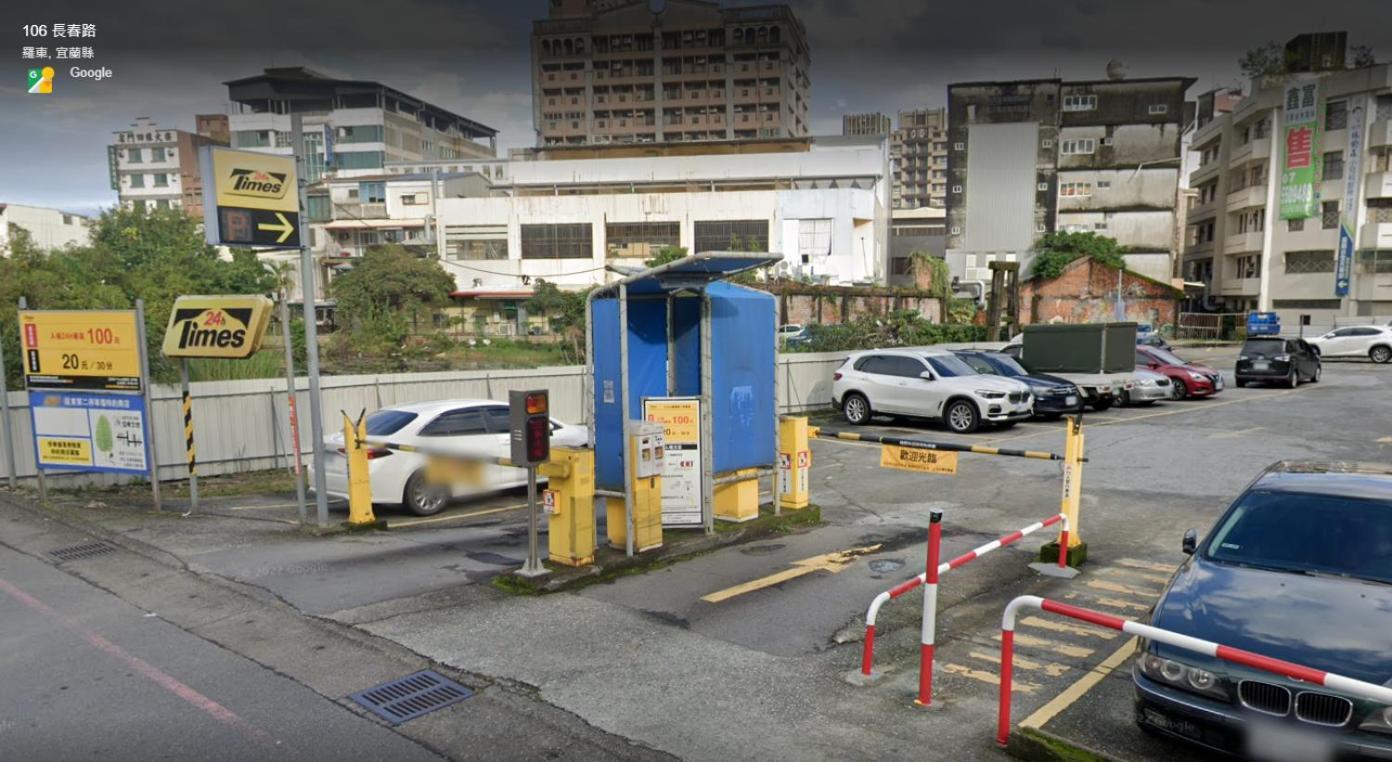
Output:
1119,367,1171,406
1305,325,1392,364
309,399,589,516
831,347,1033,433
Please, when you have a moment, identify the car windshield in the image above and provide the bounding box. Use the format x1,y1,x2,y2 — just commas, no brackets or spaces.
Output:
926,355,979,378
364,409,419,436
1204,489,1392,585
985,354,1028,377
1146,347,1189,366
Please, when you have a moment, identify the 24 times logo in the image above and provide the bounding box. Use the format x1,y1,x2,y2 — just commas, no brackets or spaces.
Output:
170,308,254,352
226,168,289,200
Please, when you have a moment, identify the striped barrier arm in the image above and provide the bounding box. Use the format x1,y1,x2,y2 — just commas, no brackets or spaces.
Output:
860,514,1068,679
995,595,1392,746
816,429,1069,462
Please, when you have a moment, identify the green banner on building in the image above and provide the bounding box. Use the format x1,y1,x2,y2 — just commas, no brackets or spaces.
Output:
1279,78,1320,220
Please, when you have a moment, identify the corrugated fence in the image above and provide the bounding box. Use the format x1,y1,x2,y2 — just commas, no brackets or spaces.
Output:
1,352,848,485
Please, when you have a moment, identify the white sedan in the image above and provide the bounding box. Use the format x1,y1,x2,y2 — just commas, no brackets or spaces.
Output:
1305,325,1392,364
309,399,588,516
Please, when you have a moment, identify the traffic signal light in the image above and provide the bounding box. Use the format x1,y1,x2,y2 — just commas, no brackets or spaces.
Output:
509,389,551,466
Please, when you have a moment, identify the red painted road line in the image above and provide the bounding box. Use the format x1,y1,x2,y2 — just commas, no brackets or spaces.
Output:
0,577,275,745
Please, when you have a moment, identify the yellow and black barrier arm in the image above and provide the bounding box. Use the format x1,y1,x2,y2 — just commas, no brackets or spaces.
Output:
810,428,1086,463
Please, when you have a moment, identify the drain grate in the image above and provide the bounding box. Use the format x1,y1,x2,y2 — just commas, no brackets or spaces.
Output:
50,541,116,562
349,670,473,725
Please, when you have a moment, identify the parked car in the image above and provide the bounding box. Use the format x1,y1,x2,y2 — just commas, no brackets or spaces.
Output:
1135,323,1171,350
1235,336,1321,388
1305,325,1392,364
309,399,589,516
953,349,1083,419
778,323,810,347
1000,339,1130,411
831,348,1033,433
1119,367,1170,406
1134,461,1392,760
1136,345,1223,400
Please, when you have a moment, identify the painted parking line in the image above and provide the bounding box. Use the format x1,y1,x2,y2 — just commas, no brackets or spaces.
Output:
1018,636,1139,732
700,545,881,603
389,502,529,528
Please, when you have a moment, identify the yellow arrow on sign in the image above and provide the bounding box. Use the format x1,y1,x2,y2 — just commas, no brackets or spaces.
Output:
257,212,295,244
700,544,882,603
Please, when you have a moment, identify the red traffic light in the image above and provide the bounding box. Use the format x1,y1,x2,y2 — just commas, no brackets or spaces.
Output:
525,393,548,414
525,415,550,462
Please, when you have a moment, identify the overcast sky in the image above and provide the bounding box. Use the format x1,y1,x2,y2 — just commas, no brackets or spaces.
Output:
2,0,1387,214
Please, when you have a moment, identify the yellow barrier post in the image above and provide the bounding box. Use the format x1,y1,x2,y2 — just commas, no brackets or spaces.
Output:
541,447,596,567
715,468,761,522
1041,416,1086,566
342,411,376,527
778,416,811,511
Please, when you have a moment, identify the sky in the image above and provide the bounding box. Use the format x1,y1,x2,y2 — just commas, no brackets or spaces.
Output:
2,0,1388,214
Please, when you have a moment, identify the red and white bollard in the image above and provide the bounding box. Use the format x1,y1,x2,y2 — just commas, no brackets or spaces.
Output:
914,510,943,706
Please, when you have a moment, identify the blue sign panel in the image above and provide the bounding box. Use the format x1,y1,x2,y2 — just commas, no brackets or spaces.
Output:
1335,223,1354,296
1246,311,1281,337
28,391,150,474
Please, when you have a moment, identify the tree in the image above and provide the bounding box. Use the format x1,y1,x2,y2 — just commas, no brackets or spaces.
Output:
1351,45,1376,69
1239,42,1287,79
330,245,455,328
527,279,592,363
1030,231,1127,280
644,245,688,268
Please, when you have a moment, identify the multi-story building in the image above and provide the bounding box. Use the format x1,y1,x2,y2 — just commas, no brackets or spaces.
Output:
309,135,890,294
108,116,227,217
891,108,949,209
531,0,810,145
842,112,891,136
945,76,1195,289
224,67,498,183
1183,33,1392,324
0,204,90,252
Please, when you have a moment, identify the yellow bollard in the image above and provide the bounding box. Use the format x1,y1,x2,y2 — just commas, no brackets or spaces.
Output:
540,447,596,567
343,411,376,527
778,416,811,511
1042,416,1087,565
714,468,760,522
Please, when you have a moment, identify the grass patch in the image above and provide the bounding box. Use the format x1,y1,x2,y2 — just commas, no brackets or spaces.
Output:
444,339,574,369
56,468,299,502
1014,727,1111,762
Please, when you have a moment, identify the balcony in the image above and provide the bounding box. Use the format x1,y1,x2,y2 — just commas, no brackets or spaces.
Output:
1360,222,1392,249
334,202,387,219
1366,171,1392,200
1190,160,1222,185
1369,118,1392,149
1223,231,1263,253
1225,184,1267,212
1219,277,1260,296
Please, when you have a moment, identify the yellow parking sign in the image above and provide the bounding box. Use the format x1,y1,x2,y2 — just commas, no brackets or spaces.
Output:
879,445,958,475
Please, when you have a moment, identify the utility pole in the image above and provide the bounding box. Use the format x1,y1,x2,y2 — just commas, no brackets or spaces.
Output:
292,112,330,527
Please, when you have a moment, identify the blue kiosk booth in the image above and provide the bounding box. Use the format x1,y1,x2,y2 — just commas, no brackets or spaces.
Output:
586,252,782,555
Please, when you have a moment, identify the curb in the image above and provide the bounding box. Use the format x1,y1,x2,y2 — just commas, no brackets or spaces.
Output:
1007,726,1120,762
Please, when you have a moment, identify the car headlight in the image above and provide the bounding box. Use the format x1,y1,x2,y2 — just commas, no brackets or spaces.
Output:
1238,354,1248,361
1359,707,1392,736
976,390,1006,399
1274,354,1290,362
1139,654,1227,700
1187,370,1207,380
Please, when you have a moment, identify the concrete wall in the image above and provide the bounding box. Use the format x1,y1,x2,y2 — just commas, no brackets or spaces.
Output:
0,353,849,486
0,205,91,252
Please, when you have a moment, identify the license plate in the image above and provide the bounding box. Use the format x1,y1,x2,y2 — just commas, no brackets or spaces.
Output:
1142,708,1203,741
1246,719,1334,762
1065,396,1078,406
1253,361,1269,370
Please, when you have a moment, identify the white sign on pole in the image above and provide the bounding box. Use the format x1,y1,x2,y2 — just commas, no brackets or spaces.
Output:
642,397,703,527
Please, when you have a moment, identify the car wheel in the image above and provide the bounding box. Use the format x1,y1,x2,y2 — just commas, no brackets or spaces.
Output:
1371,346,1392,364
1170,379,1187,400
944,399,980,434
1235,378,1247,388
842,393,872,425
1091,397,1114,411
403,470,449,516
1311,364,1321,383
1286,369,1299,388
1137,400,1156,407
1119,389,1132,407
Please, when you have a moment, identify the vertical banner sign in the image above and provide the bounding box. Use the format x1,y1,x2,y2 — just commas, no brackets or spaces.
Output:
1336,97,1366,297
643,397,703,527
1280,78,1321,220
28,391,149,474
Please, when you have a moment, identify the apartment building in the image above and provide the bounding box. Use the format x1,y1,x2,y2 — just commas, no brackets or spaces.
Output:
0,204,90,252
945,75,1195,289
1182,33,1392,323
224,67,497,183
108,116,227,216
531,0,810,145
842,112,892,136
892,108,949,209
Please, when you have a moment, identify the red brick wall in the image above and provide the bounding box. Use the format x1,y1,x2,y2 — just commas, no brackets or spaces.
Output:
1021,258,1177,326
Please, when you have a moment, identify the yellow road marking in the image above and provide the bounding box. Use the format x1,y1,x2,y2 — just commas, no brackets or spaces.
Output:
1020,616,1120,640
1114,558,1175,573
700,545,882,603
994,632,1095,659
1094,566,1172,586
942,663,1039,694
1062,592,1151,612
969,651,1070,677
1379,437,1392,444
390,502,528,528
1208,426,1264,439
1019,636,1139,731
1087,579,1158,598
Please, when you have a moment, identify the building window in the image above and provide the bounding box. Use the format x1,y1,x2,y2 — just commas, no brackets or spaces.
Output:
131,200,145,212
605,221,680,259
796,218,832,262
1324,100,1348,131
358,182,386,203
950,226,961,235
233,130,271,148
1288,217,1304,232
334,151,385,170
693,220,768,252
1062,94,1097,112
951,184,963,194
1322,151,1344,181
1041,139,1053,148
953,142,965,150
1096,179,1111,189
400,193,428,206
1035,222,1047,233
1059,182,1093,197
1235,254,1261,279
126,147,142,163
521,223,593,259
150,147,166,162
1060,138,1097,155
156,199,170,210
1285,250,1335,274
1148,104,1169,115
1321,200,1340,229
446,225,509,260
128,173,144,188
1037,182,1048,191
152,173,168,187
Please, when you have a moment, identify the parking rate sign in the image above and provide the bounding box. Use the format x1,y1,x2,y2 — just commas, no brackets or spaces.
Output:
29,391,150,474
20,310,143,391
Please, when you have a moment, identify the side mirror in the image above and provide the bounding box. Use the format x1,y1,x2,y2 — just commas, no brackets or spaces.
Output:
919,371,935,381
1181,529,1198,555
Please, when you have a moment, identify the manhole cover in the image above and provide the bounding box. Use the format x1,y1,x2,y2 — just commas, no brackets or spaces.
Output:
868,558,906,574
349,670,473,725
50,542,115,562
739,543,786,556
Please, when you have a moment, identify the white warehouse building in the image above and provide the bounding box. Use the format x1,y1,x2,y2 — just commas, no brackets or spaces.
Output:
308,135,891,292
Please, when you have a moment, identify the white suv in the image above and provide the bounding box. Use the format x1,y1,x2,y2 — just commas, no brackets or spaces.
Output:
1305,325,1392,364
831,348,1034,433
